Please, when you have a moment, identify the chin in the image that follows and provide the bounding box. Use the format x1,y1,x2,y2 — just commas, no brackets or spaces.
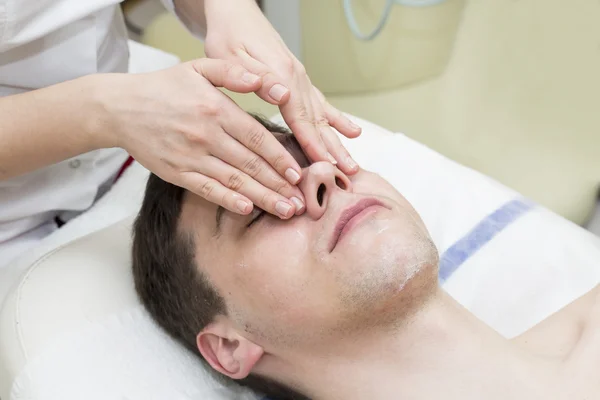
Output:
335,224,439,326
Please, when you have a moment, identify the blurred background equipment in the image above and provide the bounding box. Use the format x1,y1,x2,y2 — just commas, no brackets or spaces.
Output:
342,0,450,41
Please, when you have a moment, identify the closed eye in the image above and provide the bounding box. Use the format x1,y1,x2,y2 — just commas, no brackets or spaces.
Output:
246,209,266,228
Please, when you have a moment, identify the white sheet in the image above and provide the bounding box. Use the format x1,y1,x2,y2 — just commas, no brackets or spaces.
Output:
6,115,600,400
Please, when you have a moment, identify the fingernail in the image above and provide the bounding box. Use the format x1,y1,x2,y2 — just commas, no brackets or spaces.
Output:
269,84,289,102
350,121,361,131
275,201,292,218
285,168,301,184
327,152,338,165
242,72,260,84
236,200,251,213
290,196,304,212
346,156,358,170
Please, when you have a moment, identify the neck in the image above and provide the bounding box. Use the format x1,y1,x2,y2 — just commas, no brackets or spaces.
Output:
269,288,558,400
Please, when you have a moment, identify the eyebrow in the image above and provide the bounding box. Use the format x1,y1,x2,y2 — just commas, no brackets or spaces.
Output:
214,205,225,236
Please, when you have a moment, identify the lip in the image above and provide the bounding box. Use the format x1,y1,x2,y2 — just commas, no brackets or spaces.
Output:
329,198,386,252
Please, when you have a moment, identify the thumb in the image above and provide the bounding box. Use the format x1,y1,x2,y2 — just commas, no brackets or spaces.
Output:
190,58,263,93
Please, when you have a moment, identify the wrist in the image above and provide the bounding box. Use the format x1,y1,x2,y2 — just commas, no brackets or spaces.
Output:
204,0,261,21
172,0,208,38
80,73,123,151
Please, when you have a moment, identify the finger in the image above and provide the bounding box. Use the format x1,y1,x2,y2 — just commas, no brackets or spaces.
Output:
323,99,362,139
278,88,330,164
216,96,304,186
232,50,291,105
230,50,330,163
190,58,262,93
320,125,359,175
309,83,358,173
197,157,298,219
209,130,306,207
179,172,254,216
311,86,361,139
309,87,358,173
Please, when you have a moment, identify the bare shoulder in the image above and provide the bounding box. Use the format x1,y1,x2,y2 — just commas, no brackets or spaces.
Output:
511,284,600,359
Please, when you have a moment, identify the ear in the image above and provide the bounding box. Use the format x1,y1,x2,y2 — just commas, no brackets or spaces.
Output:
197,320,264,379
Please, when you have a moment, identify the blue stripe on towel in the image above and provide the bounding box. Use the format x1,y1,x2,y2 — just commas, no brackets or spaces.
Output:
438,198,534,283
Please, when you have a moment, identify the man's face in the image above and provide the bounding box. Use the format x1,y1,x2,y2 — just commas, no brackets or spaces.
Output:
180,134,438,351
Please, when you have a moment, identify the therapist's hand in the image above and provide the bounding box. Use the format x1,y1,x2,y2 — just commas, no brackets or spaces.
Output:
98,59,305,219
203,0,362,175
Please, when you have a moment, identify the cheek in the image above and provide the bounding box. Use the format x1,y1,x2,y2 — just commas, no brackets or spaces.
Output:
353,172,402,201
231,225,314,316
354,173,427,231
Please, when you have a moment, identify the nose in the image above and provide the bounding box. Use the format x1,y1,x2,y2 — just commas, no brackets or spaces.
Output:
298,161,353,219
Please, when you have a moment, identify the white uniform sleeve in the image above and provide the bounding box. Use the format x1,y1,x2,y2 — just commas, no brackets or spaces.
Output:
0,0,119,52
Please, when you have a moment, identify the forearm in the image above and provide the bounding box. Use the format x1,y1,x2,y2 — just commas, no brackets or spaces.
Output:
172,0,261,38
171,0,208,37
0,75,109,181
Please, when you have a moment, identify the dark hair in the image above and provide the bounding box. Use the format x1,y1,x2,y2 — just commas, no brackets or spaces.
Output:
132,115,309,400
